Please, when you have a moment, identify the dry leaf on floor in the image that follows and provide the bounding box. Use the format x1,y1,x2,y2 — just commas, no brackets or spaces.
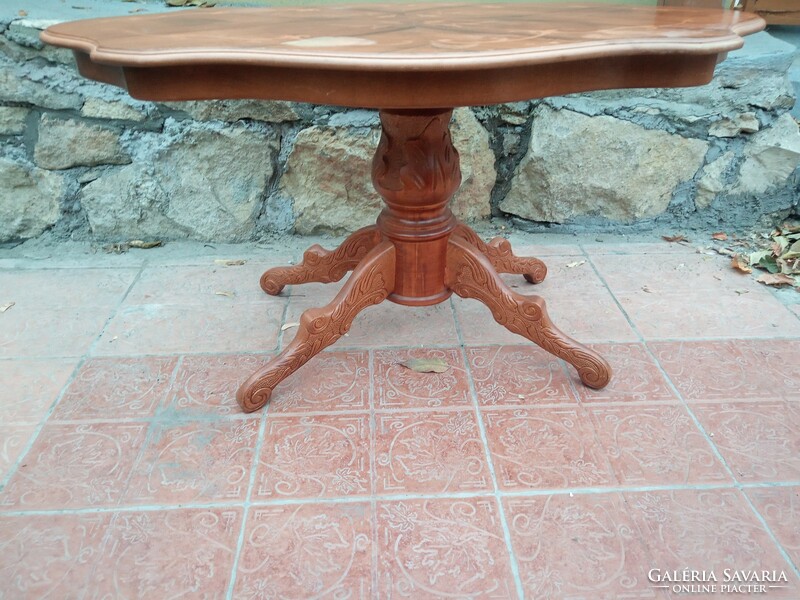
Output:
128,240,162,249
215,290,235,298
102,243,128,254
281,322,299,331
662,234,687,243
731,255,752,274
756,273,797,287
399,358,450,373
711,232,728,241
18,9,27,16
565,260,586,268
0,302,14,313
214,259,246,266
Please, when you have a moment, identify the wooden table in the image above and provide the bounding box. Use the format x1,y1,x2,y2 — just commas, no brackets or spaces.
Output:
42,4,764,413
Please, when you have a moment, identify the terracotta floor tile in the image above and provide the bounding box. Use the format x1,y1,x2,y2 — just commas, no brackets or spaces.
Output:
746,486,800,566
576,344,678,404
591,253,756,293
234,503,372,599
164,353,271,418
374,347,471,410
0,424,38,482
483,407,615,490
52,356,178,421
254,414,370,499
284,283,459,348
626,489,800,598
467,345,575,407
95,302,283,355
454,292,638,345
693,401,800,482
616,288,800,340
270,350,370,413
90,508,242,599
374,410,490,494
0,358,76,423
583,241,699,255
0,422,147,510
0,306,110,358
376,497,516,598
0,268,136,308
587,405,730,486
125,419,258,504
124,263,278,305
502,241,584,256
505,493,664,599
651,340,800,402
0,512,111,600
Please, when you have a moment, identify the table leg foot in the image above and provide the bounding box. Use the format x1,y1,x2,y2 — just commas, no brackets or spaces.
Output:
238,240,396,412
453,223,547,284
446,235,611,389
260,225,382,295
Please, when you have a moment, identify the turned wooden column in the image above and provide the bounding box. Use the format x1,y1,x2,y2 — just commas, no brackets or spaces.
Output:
372,109,461,306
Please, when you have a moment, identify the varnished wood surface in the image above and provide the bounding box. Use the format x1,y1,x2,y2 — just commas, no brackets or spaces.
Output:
42,4,763,108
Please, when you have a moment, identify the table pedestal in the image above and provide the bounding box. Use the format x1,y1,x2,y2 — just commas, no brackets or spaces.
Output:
237,109,611,412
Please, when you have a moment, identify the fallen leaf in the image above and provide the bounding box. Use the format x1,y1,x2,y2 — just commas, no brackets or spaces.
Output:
662,234,687,243
731,255,752,274
128,240,162,249
0,302,14,313
281,322,299,331
756,273,797,287
18,9,27,16
734,290,749,296
748,249,771,265
565,260,586,268
711,232,728,241
103,243,129,254
215,290,235,298
214,259,246,266
399,358,450,374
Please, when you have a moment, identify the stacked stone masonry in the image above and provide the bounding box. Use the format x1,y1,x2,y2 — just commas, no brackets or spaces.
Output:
1,13,799,244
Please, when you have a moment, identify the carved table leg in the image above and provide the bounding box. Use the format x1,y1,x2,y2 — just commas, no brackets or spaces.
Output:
453,223,547,284
446,235,611,389
260,225,382,295
238,241,396,412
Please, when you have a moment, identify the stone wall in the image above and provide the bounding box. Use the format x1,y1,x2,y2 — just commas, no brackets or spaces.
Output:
1,13,799,245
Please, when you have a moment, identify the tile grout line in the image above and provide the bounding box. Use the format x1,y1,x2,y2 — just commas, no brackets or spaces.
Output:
584,247,800,572
451,295,526,600
224,398,270,599
0,263,148,493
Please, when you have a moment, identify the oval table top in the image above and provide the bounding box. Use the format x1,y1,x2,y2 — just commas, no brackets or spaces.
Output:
41,3,765,109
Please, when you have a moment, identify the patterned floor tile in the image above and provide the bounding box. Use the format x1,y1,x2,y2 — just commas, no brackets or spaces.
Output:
376,497,516,598
270,350,370,413
0,268,136,308
0,358,76,423
254,414,370,499
94,302,283,355
125,419,258,505
0,422,148,510
467,345,575,407
693,401,800,482
0,424,38,482
123,263,279,305
587,404,730,486
626,489,800,597
90,508,241,599
651,340,800,402
505,493,665,599
0,306,110,358
52,356,178,420
576,344,678,404
483,407,615,490
0,512,111,600
373,347,470,410
163,353,270,418
617,288,800,340
746,486,800,567
374,410,490,494
234,503,372,599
